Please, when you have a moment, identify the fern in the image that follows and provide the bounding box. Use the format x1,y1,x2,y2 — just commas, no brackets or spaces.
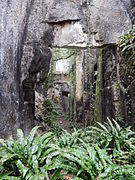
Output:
1,119,135,179
0,127,51,179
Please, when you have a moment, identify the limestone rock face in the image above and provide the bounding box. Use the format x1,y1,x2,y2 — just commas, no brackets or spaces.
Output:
0,0,33,138
20,0,54,135
0,0,87,138
129,80,135,128
43,0,133,48
0,0,53,137
101,46,118,121
89,0,132,46
131,0,135,23
53,21,87,48
0,0,134,138
45,0,88,48
45,0,82,23
87,0,134,126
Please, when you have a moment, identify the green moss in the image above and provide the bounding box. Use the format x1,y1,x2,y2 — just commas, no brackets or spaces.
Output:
94,49,103,123
68,49,77,123
44,48,75,93
53,48,73,62
114,83,124,124
44,48,78,124
44,48,79,126
42,98,61,126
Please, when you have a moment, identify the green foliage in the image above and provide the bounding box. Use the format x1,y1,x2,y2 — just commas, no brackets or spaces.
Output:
119,25,135,87
119,25,135,55
0,127,54,179
1,120,135,179
87,118,135,151
43,98,61,128
99,164,135,179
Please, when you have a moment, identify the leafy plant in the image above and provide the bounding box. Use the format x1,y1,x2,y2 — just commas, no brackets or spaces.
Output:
41,136,112,179
86,118,135,152
0,127,54,179
99,164,135,179
118,25,135,87
1,119,135,179
43,98,61,127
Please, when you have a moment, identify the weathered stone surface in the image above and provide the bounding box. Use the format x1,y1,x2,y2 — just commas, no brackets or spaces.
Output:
21,0,53,135
131,0,135,23
129,80,135,129
75,50,84,122
45,0,82,23
0,0,33,138
88,0,135,125
53,21,87,48
45,0,87,48
22,44,52,83
35,91,45,121
0,0,134,138
0,0,53,137
102,46,118,88
89,0,132,46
